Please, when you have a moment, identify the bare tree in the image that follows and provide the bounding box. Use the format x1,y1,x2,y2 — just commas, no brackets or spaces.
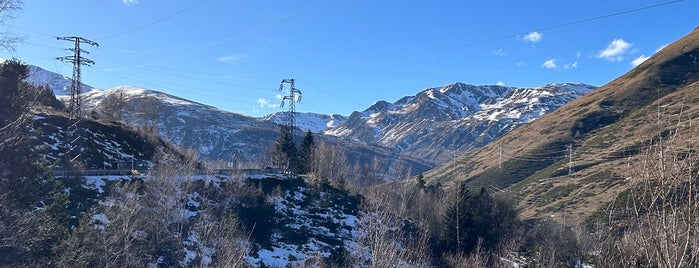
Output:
100,90,126,121
191,207,249,268
311,142,350,184
599,105,699,267
0,0,23,52
138,96,162,133
349,194,433,267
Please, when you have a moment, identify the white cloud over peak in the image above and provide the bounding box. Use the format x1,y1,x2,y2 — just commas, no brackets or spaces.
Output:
656,44,668,53
631,55,650,67
122,0,139,6
542,59,556,69
597,39,632,62
523,31,543,43
257,98,279,108
496,81,505,86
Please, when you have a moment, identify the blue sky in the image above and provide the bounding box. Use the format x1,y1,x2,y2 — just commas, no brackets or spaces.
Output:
5,0,698,117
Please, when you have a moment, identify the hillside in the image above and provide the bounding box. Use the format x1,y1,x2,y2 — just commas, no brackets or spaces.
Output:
27,110,170,172
424,27,699,222
26,65,93,96
263,111,347,133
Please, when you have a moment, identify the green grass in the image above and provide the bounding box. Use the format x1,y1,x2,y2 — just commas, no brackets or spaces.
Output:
464,141,570,191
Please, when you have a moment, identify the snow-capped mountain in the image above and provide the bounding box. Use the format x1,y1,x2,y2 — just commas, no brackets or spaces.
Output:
24,64,591,175
75,86,432,178
80,86,279,162
26,65,94,96
326,82,596,163
263,112,347,133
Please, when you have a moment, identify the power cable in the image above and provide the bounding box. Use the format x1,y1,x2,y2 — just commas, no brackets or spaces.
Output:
396,0,684,58
96,0,209,40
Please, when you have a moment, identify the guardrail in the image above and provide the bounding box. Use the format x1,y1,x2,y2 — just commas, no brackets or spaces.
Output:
53,169,148,177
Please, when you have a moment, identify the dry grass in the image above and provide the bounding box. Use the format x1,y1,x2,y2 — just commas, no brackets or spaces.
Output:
424,27,699,224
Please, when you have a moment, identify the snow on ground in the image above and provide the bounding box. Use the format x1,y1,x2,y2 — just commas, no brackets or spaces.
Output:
84,175,130,193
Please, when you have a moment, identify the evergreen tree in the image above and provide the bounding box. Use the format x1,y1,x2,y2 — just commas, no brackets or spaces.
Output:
440,183,471,253
439,186,521,255
273,125,297,172
297,130,315,174
34,84,65,111
416,173,425,189
0,58,31,126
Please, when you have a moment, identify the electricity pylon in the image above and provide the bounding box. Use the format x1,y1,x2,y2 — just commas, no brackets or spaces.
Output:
279,78,302,137
56,36,98,119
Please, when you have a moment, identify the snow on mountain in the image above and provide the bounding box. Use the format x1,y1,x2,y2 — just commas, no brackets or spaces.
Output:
24,65,590,175
26,65,94,96
75,86,432,179
263,112,347,133
326,82,596,163
80,86,277,162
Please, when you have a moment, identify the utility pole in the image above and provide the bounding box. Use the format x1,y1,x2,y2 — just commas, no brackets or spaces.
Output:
56,36,99,119
568,143,573,175
279,78,302,137
499,141,503,169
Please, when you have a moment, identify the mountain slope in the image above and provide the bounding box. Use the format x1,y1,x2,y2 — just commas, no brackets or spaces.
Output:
26,65,94,96
263,112,347,133
424,26,699,222
29,109,172,172
75,86,432,180
327,83,595,163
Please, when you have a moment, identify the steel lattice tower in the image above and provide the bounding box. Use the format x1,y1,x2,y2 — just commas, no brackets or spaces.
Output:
56,36,98,173
56,36,98,119
279,78,302,137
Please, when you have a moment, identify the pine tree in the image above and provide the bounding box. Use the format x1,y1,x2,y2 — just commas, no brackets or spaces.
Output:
297,130,315,174
416,173,425,189
0,58,31,126
273,125,297,172
440,183,471,253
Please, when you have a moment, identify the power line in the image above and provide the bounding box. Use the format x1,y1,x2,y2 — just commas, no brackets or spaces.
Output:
96,0,209,40
396,0,684,58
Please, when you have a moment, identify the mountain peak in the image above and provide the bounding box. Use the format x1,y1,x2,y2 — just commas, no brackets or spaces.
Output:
26,65,94,96
328,82,595,163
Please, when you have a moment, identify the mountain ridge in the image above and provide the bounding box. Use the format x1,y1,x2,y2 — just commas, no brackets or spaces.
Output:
26,66,594,180
327,82,596,163
423,26,699,222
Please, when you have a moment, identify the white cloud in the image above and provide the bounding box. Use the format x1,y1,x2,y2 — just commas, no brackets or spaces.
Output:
597,38,632,62
564,61,578,69
122,0,139,6
542,59,557,69
217,53,247,64
257,98,278,108
656,44,668,53
496,81,505,86
523,31,543,43
517,61,527,67
493,48,506,56
576,52,582,58
631,55,650,67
